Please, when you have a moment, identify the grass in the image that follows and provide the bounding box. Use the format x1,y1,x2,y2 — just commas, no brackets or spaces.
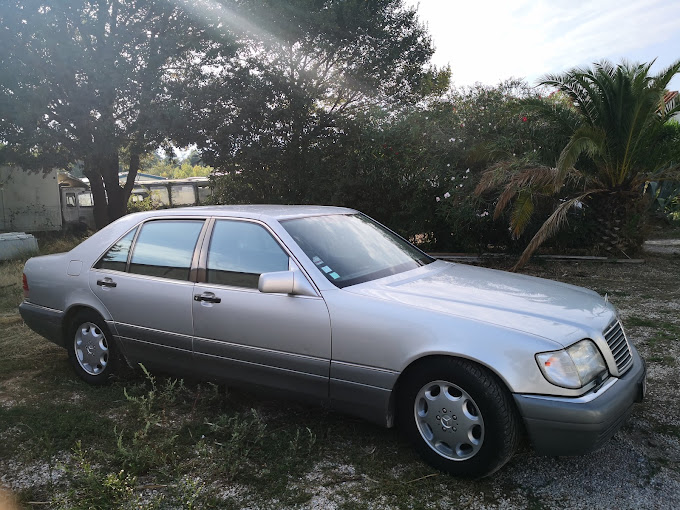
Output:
1,232,680,508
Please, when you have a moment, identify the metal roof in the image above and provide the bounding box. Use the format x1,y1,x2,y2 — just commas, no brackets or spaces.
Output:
135,204,357,221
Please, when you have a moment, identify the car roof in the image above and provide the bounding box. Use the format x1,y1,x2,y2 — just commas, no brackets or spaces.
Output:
139,204,358,221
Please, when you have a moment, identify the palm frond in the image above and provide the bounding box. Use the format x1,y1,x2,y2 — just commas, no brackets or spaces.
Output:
474,163,512,195
512,190,605,270
650,59,680,91
542,59,680,189
510,191,534,238
556,125,605,184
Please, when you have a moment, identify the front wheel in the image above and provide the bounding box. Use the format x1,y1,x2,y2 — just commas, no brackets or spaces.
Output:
397,358,520,478
67,311,118,385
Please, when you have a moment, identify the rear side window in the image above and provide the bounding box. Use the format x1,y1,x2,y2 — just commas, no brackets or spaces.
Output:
128,220,204,281
206,220,289,289
95,227,138,272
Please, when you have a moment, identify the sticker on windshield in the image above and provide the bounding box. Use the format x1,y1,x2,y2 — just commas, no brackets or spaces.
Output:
312,256,323,265
329,272,340,279
321,266,332,273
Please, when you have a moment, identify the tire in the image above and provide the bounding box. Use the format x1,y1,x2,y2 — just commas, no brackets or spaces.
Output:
397,358,520,478
67,310,118,385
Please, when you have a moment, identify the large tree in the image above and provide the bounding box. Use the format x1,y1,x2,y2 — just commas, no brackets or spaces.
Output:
476,59,680,268
0,0,237,227
189,0,449,204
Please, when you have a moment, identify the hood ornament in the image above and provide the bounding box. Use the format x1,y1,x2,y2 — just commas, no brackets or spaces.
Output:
604,293,609,303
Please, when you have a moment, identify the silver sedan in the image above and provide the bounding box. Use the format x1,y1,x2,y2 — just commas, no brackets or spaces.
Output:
19,205,646,477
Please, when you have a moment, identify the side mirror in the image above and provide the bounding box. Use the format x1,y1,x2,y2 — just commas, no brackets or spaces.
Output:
258,270,317,297
258,271,294,294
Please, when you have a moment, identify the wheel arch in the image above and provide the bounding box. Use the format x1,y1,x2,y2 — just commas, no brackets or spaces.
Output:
391,353,524,477
61,304,128,367
389,354,518,427
61,304,111,340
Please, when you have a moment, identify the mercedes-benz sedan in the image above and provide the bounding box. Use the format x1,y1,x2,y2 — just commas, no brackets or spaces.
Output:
19,205,646,477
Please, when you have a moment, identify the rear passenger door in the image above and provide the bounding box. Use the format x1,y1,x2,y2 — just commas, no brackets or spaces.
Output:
90,218,206,373
192,218,332,400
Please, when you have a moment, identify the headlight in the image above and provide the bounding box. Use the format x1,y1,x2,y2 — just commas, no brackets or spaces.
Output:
536,340,607,389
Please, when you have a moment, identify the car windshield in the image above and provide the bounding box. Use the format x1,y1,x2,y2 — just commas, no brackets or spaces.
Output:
281,213,433,288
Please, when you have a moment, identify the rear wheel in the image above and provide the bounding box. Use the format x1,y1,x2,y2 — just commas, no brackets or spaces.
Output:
398,358,520,478
67,311,117,385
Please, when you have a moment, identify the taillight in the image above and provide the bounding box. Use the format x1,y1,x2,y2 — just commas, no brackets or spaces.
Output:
22,273,29,299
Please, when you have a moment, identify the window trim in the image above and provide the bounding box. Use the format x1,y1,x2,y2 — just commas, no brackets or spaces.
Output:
92,217,210,283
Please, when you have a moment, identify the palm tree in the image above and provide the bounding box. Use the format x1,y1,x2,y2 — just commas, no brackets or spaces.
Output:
476,59,680,269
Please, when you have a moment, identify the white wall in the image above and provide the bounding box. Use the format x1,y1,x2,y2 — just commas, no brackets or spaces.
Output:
0,166,62,231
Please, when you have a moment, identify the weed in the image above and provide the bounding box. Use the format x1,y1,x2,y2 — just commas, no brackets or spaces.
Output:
206,409,267,480
54,442,138,510
114,365,185,475
171,477,207,510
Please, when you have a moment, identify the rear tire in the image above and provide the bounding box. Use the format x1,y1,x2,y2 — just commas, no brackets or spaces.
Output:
397,358,520,478
67,311,118,385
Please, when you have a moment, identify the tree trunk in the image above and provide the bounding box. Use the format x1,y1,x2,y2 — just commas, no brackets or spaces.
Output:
83,158,109,230
122,152,140,206
586,191,648,257
84,152,132,229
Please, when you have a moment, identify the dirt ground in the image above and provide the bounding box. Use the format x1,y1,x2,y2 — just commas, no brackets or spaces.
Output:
0,243,678,509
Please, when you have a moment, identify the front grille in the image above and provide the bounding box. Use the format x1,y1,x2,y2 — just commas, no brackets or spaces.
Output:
604,320,633,375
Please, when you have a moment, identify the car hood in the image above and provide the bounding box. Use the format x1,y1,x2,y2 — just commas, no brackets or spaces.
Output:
344,260,615,347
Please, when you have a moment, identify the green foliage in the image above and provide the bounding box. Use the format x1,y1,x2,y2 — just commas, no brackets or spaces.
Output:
114,365,184,475
55,442,139,510
127,195,158,214
476,59,680,267
141,152,212,180
0,0,236,227
195,0,447,214
203,410,268,480
210,79,559,252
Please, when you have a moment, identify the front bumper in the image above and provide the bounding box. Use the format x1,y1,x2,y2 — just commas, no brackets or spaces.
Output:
19,301,66,348
514,345,646,456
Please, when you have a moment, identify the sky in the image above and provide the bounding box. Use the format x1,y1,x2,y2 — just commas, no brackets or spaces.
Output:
406,0,680,92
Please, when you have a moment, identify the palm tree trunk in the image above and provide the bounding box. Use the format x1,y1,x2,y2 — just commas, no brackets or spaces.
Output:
586,191,647,257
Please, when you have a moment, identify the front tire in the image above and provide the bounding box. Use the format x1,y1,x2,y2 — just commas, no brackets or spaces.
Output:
398,358,520,478
67,311,117,385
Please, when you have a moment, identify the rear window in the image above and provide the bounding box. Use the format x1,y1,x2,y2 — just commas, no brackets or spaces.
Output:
94,227,138,272
128,220,204,280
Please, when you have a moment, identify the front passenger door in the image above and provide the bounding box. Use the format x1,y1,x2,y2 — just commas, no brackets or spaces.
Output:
192,219,331,400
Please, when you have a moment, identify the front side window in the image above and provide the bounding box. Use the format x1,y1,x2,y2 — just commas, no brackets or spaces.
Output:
282,213,433,288
206,220,289,289
128,220,204,280
95,227,138,272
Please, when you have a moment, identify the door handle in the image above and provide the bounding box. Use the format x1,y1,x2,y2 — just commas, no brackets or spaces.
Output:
96,278,117,288
194,293,221,303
